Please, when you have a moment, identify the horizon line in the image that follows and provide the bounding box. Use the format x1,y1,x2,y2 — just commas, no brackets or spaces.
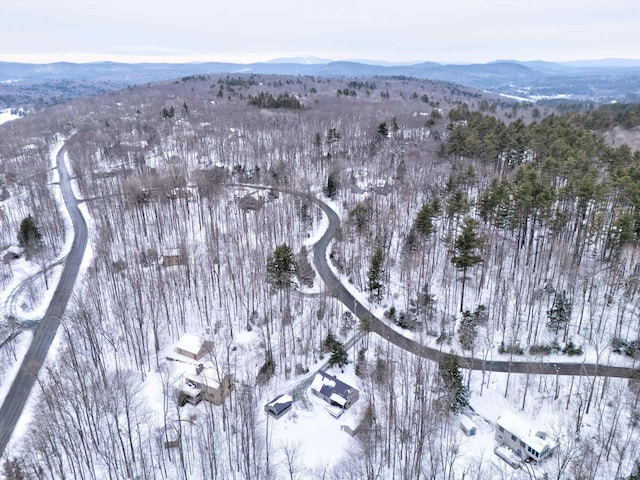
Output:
2,53,640,67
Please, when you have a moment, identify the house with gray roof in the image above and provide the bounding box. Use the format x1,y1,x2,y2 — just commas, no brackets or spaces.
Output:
310,370,359,415
264,394,293,419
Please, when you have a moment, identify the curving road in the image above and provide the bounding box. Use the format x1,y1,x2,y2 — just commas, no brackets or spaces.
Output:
4,257,66,328
0,144,88,458
1,169,634,457
231,182,638,381
309,195,638,380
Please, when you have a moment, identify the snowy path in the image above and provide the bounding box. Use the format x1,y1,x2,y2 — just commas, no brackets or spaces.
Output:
0,144,89,457
3,257,66,328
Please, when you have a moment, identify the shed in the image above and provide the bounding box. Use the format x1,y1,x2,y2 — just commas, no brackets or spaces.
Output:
264,394,293,419
162,248,186,267
176,333,211,360
2,246,22,264
460,415,477,436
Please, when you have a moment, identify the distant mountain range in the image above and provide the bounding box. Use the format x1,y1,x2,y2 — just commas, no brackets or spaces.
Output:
1,58,639,103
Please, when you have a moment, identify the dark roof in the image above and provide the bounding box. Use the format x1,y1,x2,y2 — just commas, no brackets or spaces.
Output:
238,195,264,211
265,394,293,417
313,370,356,401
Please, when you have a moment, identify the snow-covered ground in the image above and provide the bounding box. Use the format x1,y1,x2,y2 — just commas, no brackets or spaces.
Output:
0,140,95,453
0,108,23,125
266,365,363,473
2,80,639,478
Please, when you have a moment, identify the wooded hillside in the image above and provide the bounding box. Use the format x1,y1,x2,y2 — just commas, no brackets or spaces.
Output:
1,73,639,479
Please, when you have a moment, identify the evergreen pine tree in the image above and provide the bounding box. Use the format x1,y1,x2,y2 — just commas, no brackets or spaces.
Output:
377,122,389,138
458,310,478,351
367,247,385,302
438,353,469,413
547,290,572,335
324,332,349,369
324,172,339,199
449,217,485,312
266,244,297,290
328,343,349,369
413,199,440,238
17,214,42,260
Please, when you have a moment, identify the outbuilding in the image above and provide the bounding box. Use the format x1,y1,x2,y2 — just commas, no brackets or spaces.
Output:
2,246,22,264
175,333,212,360
460,415,477,436
264,394,294,419
182,366,233,405
162,248,186,267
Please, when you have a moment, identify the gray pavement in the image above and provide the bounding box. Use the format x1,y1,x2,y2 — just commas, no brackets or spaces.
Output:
0,145,88,458
309,195,639,381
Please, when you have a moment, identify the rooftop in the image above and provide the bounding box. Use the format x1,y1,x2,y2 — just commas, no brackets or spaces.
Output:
497,411,557,453
265,394,294,416
310,370,356,401
176,333,204,355
185,365,222,389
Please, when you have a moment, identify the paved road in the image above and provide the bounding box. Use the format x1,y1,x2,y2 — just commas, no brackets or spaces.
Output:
228,182,638,381
309,196,639,380
0,145,88,458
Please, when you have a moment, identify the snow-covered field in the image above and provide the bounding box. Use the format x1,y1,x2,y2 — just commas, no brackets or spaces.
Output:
0,108,23,125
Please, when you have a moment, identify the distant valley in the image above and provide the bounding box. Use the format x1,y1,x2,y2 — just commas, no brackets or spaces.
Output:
1,58,639,113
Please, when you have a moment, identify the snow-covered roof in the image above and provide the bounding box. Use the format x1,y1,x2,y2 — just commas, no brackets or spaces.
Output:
497,411,556,454
267,394,293,406
311,372,336,393
185,366,221,389
176,333,204,355
460,415,476,431
310,370,358,407
324,405,344,418
265,394,294,416
181,384,202,397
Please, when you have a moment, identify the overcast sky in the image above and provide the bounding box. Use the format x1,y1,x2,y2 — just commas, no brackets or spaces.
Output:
1,0,639,64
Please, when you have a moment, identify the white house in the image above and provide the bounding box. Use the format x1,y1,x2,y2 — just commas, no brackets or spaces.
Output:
495,411,557,462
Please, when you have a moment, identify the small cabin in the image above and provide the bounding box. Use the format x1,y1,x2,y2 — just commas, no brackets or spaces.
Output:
182,367,233,406
264,394,294,419
238,194,265,211
175,333,212,360
460,415,477,436
2,246,22,264
162,248,186,267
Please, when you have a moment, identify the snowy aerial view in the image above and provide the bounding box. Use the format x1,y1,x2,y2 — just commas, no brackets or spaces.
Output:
1,1,640,479
0,70,639,480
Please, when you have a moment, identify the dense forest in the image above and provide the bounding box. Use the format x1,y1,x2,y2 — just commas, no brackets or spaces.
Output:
1,73,640,479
